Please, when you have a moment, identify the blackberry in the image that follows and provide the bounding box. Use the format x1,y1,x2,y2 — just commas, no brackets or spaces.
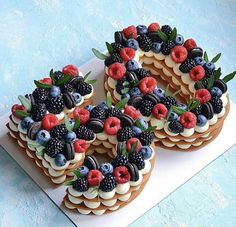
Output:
191,105,202,116
138,131,154,146
111,42,123,53
72,178,89,192
161,40,175,55
161,96,177,110
50,124,68,140
99,175,117,192
45,138,64,158
60,83,74,93
115,80,125,95
194,77,209,90
45,95,64,114
211,97,223,114
32,88,48,104
76,125,95,141
54,71,63,82
135,68,149,81
31,103,47,121
168,121,184,133
138,100,154,116
90,106,106,121
117,127,134,142
137,35,152,52
161,25,172,37
111,154,128,168
129,152,145,170
77,81,92,96
106,107,122,118
179,59,196,73
104,53,122,67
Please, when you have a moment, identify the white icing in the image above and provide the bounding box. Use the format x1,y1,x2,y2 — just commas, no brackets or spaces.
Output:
115,183,130,194
195,122,209,133
180,128,195,137
99,189,116,199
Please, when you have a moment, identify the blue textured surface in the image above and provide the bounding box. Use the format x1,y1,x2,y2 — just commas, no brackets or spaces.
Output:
0,0,236,226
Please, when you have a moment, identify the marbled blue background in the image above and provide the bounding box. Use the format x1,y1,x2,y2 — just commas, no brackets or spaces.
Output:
0,0,236,226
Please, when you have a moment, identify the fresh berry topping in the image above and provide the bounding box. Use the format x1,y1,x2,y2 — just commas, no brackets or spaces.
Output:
31,103,47,121
77,81,92,96
138,131,154,146
45,138,64,158
45,95,64,114
194,57,206,66
124,105,141,120
180,112,197,129
135,68,149,80
191,105,202,116
104,117,121,135
129,87,141,97
32,88,48,104
76,125,95,141
11,104,26,119
204,62,215,76
99,174,117,192
120,47,135,61
20,117,34,130
210,87,222,98
189,65,205,81
77,166,89,177
106,107,122,118
72,178,89,192
126,60,139,71
139,99,154,116
72,92,82,104
175,34,184,45
211,96,223,114
183,39,197,51
42,114,59,131
136,25,148,35
139,77,157,94
117,127,134,142
167,112,179,122
64,131,76,142
90,105,106,122
114,166,130,184
195,77,209,90
112,154,129,168
38,78,52,85
108,63,126,80
87,170,103,186
179,58,196,73
54,71,63,82
127,138,142,153
152,103,168,119
62,65,79,76
105,53,123,67
128,152,145,170
131,125,142,136
55,153,67,167
168,121,184,133
196,114,208,127
122,25,137,39
49,86,61,98
111,42,123,53
99,163,114,176
161,25,172,36
36,130,51,145
152,42,162,53
170,46,188,63
153,87,165,99
148,22,160,32
73,107,90,125
135,118,148,130
161,40,175,55
60,83,74,93
140,146,153,160
74,139,87,153
137,34,153,52
50,124,68,140
126,39,139,50
195,89,212,104
161,96,177,110
177,103,188,110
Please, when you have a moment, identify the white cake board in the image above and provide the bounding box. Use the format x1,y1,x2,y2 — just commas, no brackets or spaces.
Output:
0,58,236,227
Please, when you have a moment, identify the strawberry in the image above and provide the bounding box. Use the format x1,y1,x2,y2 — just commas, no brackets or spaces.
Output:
114,166,130,184
122,25,137,39
120,47,135,61
189,65,205,81
127,138,142,153
152,103,168,119
195,89,211,104
73,139,87,153
148,22,160,32
124,105,141,120
73,107,90,125
183,39,197,51
170,46,188,63
42,114,59,131
180,112,197,129
108,63,126,80
139,77,157,94
87,170,103,186
104,117,121,135
62,65,79,76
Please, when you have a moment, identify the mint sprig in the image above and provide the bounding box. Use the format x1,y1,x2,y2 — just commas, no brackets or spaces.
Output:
169,27,177,41
214,67,222,80
64,115,72,132
115,97,129,110
187,99,200,111
172,106,186,115
207,74,215,89
64,180,74,186
34,80,52,90
145,126,157,133
211,53,221,63
203,51,209,62
156,30,168,42
73,169,81,179
106,42,113,54
73,116,80,131
92,48,108,60
84,71,91,81
49,69,55,81
14,110,30,118
129,141,138,155
18,95,32,112
222,71,236,83
55,74,71,86
106,93,112,108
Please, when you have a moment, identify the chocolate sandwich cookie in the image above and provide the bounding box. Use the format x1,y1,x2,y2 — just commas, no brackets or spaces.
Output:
188,47,203,59
64,142,75,161
63,92,76,109
128,95,143,109
201,102,214,119
27,122,42,140
84,155,99,170
119,114,134,127
214,79,227,93
86,118,104,133
117,141,126,154
126,162,139,182
143,93,160,105
125,71,138,83
69,76,83,88
114,31,126,45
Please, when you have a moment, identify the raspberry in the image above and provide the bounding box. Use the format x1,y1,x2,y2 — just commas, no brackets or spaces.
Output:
139,100,154,116
152,103,168,119
38,77,52,85
120,47,135,61
124,105,141,120
87,170,103,186
195,89,211,104
104,117,121,135
117,127,134,142
170,46,188,63
122,25,137,39
148,22,160,32
108,63,126,80
127,138,142,153
183,39,197,51
74,139,87,153
72,178,89,192
139,77,157,94
62,65,79,76
189,65,205,81
73,107,90,125
99,175,117,192
180,112,197,129
42,114,59,131
114,166,130,184
11,104,26,119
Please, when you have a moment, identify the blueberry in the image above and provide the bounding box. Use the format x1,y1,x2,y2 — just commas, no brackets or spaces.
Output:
204,62,215,71
140,146,153,160
175,34,184,45
131,125,142,136
36,130,51,145
177,103,187,110
136,25,148,35
55,154,67,167
50,86,61,98
153,88,165,99
197,114,207,127
69,120,75,129
167,112,179,122
84,105,93,112
99,163,113,176
77,165,89,177
194,57,205,66
72,92,82,104
64,131,76,142
126,39,139,50
129,87,141,97
210,87,222,98
121,93,130,100
152,42,162,53
20,117,34,130
126,60,139,71
97,101,109,110
135,119,148,130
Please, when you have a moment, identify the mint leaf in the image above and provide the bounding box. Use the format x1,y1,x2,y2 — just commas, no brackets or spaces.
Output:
106,42,113,54
49,69,55,81
156,31,168,42
195,80,204,89
172,106,186,115
14,110,30,118
86,79,96,84
188,99,200,111
169,27,177,41
73,116,80,131
106,93,112,108
92,48,108,60
129,141,138,155
203,51,209,62
64,180,74,186
214,67,222,80
145,126,157,133
18,95,32,112
73,169,81,179
115,97,129,110
211,53,221,63
165,84,170,97
27,140,42,148
84,71,91,81
172,89,181,97
55,75,71,86
36,147,45,156
121,87,129,94
34,80,52,90
207,75,215,89
64,115,72,132
222,71,236,83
